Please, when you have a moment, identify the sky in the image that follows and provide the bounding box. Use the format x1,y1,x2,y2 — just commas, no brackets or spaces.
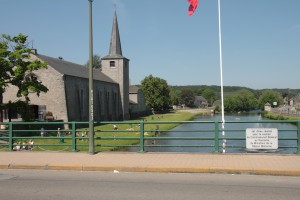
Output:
1,0,299,89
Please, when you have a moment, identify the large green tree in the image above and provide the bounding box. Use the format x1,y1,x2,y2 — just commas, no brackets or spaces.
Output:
141,75,171,111
258,90,284,109
0,33,48,121
224,89,258,112
169,88,180,106
202,88,216,106
180,88,195,107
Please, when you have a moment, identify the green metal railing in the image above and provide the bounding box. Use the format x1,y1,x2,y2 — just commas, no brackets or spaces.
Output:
0,120,299,153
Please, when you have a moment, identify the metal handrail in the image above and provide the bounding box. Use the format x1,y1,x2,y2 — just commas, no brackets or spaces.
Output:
0,120,299,154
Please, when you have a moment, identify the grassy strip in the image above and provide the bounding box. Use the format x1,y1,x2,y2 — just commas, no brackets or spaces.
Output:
262,111,300,120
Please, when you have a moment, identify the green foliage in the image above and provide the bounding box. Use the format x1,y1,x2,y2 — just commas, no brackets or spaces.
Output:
201,88,216,106
258,90,284,109
262,111,300,120
180,88,195,107
5,100,35,122
141,75,171,111
170,85,300,102
86,54,101,69
214,104,221,112
169,88,180,105
0,33,48,121
224,89,258,112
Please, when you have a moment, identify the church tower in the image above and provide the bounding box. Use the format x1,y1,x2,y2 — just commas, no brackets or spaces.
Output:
101,11,130,119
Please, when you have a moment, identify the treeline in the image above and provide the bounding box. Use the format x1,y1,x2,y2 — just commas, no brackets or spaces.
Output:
171,85,300,100
169,85,299,112
139,74,299,112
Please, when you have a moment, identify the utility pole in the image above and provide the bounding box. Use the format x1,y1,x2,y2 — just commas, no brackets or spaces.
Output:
88,0,94,154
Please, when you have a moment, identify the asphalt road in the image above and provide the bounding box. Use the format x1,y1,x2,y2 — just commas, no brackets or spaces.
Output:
1,170,300,200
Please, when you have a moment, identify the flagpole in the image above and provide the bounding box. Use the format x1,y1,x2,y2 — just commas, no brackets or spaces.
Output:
218,0,226,153
88,0,94,155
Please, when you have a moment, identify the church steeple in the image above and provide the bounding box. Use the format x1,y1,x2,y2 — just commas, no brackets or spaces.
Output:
101,10,130,120
108,11,123,57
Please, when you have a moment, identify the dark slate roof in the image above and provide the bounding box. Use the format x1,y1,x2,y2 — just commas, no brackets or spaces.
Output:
194,96,208,102
129,85,140,94
36,54,117,84
109,11,122,56
102,11,128,61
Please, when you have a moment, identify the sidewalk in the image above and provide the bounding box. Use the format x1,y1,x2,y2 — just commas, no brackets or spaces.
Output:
0,151,300,176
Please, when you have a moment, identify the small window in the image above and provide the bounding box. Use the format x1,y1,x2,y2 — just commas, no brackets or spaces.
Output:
110,61,115,67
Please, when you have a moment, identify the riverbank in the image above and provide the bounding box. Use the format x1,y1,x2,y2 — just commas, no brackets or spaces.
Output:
176,108,213,114
262,111,300,120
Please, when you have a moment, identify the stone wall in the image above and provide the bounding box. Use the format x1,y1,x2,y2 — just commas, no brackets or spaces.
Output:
64,75,122,122
3,64,68,122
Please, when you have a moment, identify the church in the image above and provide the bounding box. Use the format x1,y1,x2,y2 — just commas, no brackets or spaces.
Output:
3,12,147,122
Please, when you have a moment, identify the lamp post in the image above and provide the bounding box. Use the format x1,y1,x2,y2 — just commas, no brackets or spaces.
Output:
88,0,94,154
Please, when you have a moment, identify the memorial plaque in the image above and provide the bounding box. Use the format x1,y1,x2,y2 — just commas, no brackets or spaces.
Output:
246,128,278,149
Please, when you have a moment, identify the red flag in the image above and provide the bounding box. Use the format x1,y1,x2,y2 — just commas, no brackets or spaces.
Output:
188,0,199,16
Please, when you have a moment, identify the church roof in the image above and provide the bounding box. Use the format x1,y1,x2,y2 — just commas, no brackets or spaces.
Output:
102,11,128,60
36,54,117,84
129,85,141,94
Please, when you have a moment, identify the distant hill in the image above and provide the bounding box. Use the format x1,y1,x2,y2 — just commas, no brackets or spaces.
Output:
170,85,300,99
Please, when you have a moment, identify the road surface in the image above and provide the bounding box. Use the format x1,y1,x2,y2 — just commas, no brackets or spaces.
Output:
0,170,300,200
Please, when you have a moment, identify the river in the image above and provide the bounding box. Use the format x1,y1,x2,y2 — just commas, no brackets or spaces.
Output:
128,113,298,154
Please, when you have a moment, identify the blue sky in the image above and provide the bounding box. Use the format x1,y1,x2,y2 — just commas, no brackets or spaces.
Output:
1,0,299,89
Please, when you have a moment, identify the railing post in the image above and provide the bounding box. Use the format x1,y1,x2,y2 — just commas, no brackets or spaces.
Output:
139,120,145,152
297,120,300,154
8,122,13,151
214,121,220,153
71,122,77,152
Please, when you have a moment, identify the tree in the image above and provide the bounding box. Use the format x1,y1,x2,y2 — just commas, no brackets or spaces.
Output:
169,88,180,106
258,90,284,109
0,33,48,121
224,89,258,112
202,88,216,106
180,89,195,108
141,75,171,111
86,54,101,69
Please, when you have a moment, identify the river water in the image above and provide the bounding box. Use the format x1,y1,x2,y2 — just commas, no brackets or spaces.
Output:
128,113,298,154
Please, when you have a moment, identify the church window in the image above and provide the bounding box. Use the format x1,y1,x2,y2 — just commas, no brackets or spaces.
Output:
98,91,102,120
78,89,84,120
110,61,115,67
106,91,110,117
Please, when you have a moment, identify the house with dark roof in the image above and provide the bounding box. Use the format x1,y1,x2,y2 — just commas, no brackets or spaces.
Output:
194,96,208,108
3,12,147,122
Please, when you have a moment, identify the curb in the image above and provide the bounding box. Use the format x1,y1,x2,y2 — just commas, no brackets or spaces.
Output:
1,164,300,176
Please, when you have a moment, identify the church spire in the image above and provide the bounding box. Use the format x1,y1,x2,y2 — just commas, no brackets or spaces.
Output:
108,11,122,57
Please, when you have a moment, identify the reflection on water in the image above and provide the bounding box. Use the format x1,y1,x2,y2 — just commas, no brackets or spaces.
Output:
128,113,298,154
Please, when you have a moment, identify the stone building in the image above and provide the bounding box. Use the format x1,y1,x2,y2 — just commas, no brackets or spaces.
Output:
129,85,148,118
194,96,208,108
3,12,147,122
